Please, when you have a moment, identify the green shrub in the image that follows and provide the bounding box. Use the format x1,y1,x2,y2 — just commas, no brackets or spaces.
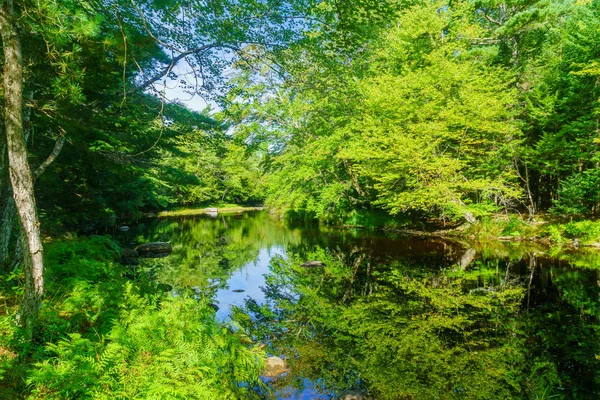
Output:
563,220,600,242
545,225,565,245
0,237,266,399
28,284,265,399
543,220,600,244
502,217,527,237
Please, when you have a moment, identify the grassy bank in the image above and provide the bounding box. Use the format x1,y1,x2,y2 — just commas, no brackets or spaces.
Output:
457,215,600,247
156,205,263,218
309,209,600,251
0,236,264,399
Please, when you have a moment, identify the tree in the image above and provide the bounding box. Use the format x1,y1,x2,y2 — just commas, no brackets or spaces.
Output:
252,1,523,222
0,0,322,334
1,0,44,336
344,2,523,220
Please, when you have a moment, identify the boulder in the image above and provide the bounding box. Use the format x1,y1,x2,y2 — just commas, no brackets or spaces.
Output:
264,356,288,377
135,242,173,258
300,260,326,268
464,212,477,224
458,248,476,270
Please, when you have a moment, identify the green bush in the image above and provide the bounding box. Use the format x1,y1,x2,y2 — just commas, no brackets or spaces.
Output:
28,285,265,400
544,220,600,244
545,225,565,245
553,171,600,216
563,220,600,242
0,237,265,399
501,217,527,237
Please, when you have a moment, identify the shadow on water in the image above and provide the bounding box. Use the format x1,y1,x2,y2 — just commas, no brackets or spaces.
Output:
114,211,600,399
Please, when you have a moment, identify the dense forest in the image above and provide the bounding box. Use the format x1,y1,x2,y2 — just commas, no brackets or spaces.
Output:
1,0,600,398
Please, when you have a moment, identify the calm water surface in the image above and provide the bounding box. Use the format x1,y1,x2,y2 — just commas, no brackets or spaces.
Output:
116,211,600,399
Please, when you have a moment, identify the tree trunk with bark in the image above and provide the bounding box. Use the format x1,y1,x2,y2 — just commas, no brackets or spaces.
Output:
0,138,13,267
0,193,16,266
0,1,45,337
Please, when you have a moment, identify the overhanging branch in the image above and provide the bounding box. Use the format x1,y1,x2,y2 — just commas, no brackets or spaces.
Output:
133,43,242,93
33,133,65,181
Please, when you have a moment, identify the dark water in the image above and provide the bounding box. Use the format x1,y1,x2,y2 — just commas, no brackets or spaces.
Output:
116,211,600,399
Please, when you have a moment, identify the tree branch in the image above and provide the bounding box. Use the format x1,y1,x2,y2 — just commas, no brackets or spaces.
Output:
483,11,501,26
133,43,242,92
33,134,65,181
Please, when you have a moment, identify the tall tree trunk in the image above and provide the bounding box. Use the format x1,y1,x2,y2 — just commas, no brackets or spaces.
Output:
0,193,16,266
0,2,44,336
0,136,13,267
0,89,33,268
7,134,66,272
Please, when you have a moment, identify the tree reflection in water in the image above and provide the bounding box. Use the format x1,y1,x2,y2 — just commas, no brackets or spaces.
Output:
235,245,600,399
117,212,600,399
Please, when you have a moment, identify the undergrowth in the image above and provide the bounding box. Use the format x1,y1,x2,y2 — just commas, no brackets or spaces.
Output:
0,236,265,399
463,216,600,246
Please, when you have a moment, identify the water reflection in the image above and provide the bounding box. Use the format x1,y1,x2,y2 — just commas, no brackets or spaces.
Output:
117,212,300,293
115,212,600,399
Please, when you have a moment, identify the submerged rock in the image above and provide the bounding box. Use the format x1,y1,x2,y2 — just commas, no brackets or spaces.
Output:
191,286,202,293
264,356,288,377
135,242,173,258
300,260,326,268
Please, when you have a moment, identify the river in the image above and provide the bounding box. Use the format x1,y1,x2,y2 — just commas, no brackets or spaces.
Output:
115,211,600,399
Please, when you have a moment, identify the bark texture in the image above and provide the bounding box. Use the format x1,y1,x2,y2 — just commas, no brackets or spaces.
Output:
0,2,44,335
0,194,15,265
0,138,13,266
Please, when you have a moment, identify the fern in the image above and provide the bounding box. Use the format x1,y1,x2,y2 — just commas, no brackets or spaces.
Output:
28,290,265,399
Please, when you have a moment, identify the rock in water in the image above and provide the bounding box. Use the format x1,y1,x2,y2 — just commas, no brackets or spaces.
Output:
191,286,202,293
232,289,245,293
135,242,173,258
300,260,326,268
264,356,288,377
464,212,477,224
208,303,219,312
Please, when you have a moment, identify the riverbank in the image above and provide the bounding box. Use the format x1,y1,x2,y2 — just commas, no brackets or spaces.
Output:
155,205,263,218
151,207,600,254
442,215,600,249
329,210,600,249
